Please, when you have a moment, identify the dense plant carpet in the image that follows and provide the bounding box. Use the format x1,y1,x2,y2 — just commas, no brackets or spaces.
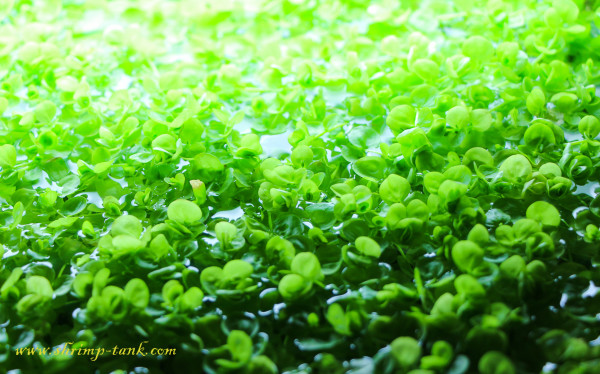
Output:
1,0,600,373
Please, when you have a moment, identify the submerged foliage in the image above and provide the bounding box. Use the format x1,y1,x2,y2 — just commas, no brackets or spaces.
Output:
1,0,600,373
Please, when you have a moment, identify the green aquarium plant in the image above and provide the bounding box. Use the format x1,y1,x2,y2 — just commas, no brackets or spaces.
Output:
0,0,599,373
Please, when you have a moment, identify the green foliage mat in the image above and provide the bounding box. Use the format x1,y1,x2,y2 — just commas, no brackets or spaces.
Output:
1,0,600,373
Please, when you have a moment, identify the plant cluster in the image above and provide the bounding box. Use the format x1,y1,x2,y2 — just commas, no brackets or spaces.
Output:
1,0,600,373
